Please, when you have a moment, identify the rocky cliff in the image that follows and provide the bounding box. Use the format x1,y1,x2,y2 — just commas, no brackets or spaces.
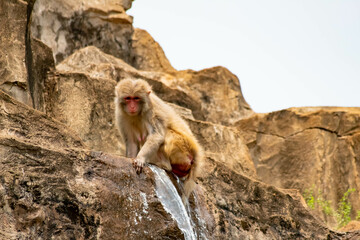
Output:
0,0,359,239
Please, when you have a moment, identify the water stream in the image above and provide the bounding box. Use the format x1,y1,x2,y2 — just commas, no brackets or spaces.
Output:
149,165,197,240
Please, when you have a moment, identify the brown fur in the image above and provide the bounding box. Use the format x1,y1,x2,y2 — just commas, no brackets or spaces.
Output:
115,78,204,201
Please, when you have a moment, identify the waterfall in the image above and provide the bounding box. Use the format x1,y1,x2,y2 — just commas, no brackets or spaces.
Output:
149,165,197,240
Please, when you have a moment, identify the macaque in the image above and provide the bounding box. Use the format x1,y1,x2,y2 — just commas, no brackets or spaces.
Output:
161,129,203,200
114,78,204,200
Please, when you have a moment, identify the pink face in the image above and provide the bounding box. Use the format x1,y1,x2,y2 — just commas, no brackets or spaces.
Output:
124,96,142,116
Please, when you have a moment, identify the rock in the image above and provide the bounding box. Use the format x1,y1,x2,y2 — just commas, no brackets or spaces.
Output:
339,221,360,232
2,90,358,239
0,90,83,150
189,120,256,178
3,0,360,238
119,0,134,11
172,67,254,125
237,107,360,227
130,28,176,73
44,70,124,155
0,90,185,239
199,158,356,239
28,37,55,112
56,46,196,111
0,0,32,106
31,0,134,64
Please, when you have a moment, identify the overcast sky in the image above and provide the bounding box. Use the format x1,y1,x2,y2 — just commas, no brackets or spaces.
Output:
128,0,360,113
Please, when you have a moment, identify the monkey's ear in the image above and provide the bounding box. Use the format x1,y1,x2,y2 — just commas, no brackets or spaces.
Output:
147,91,151,95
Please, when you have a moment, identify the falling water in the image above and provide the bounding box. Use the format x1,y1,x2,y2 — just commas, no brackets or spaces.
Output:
149,165,196,240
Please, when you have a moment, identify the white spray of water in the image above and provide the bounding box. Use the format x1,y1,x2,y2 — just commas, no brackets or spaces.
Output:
149,165,196,240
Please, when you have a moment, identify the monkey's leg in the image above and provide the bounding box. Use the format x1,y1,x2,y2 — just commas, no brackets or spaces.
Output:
149,151,172,171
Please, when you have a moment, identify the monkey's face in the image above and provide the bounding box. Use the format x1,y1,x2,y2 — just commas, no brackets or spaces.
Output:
115,78,152,117
123,96,143,116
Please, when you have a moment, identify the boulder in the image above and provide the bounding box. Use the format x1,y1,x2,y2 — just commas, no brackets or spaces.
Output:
189,120,256,178
0,0,32,106
237,107,360,227
31,0,134,64
172,67,254,125
28,37,55,112
130,28,176,73
44,70,123,155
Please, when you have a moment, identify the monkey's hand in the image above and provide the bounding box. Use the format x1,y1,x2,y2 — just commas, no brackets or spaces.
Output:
133,157,145,174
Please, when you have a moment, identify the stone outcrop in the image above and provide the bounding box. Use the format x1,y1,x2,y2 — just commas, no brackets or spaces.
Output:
173,67,253,125
31,0,134,64
130,28,176,73
0,0,32,106
28,37,55,112
237,107,360,227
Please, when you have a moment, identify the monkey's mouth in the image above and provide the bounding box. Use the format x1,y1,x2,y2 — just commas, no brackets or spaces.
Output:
128,111,138,116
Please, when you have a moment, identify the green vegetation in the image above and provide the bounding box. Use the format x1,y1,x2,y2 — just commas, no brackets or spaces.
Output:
336,188,356,228
303,185,358,229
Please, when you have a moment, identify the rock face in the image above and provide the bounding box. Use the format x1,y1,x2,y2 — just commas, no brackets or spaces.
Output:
173,67,253,125
0,0,32,106
1,0,360,239
237,107,360,227
130,28,176,73
31,0,134,64
2,91,359,239
28,37,55,112
0,91,186,239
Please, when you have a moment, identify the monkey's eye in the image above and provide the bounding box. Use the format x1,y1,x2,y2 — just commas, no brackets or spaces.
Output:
133,97,141,102
124,97,132,101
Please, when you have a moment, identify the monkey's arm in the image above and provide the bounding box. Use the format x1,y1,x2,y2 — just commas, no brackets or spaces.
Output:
125,139,138,158
119,125,138,158
134,131,164,173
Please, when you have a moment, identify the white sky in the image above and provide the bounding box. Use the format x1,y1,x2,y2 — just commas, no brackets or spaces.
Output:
128,0,360,113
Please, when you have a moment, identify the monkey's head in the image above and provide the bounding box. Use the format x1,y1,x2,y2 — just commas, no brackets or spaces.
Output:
115,78,152,116
164,130,194,165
